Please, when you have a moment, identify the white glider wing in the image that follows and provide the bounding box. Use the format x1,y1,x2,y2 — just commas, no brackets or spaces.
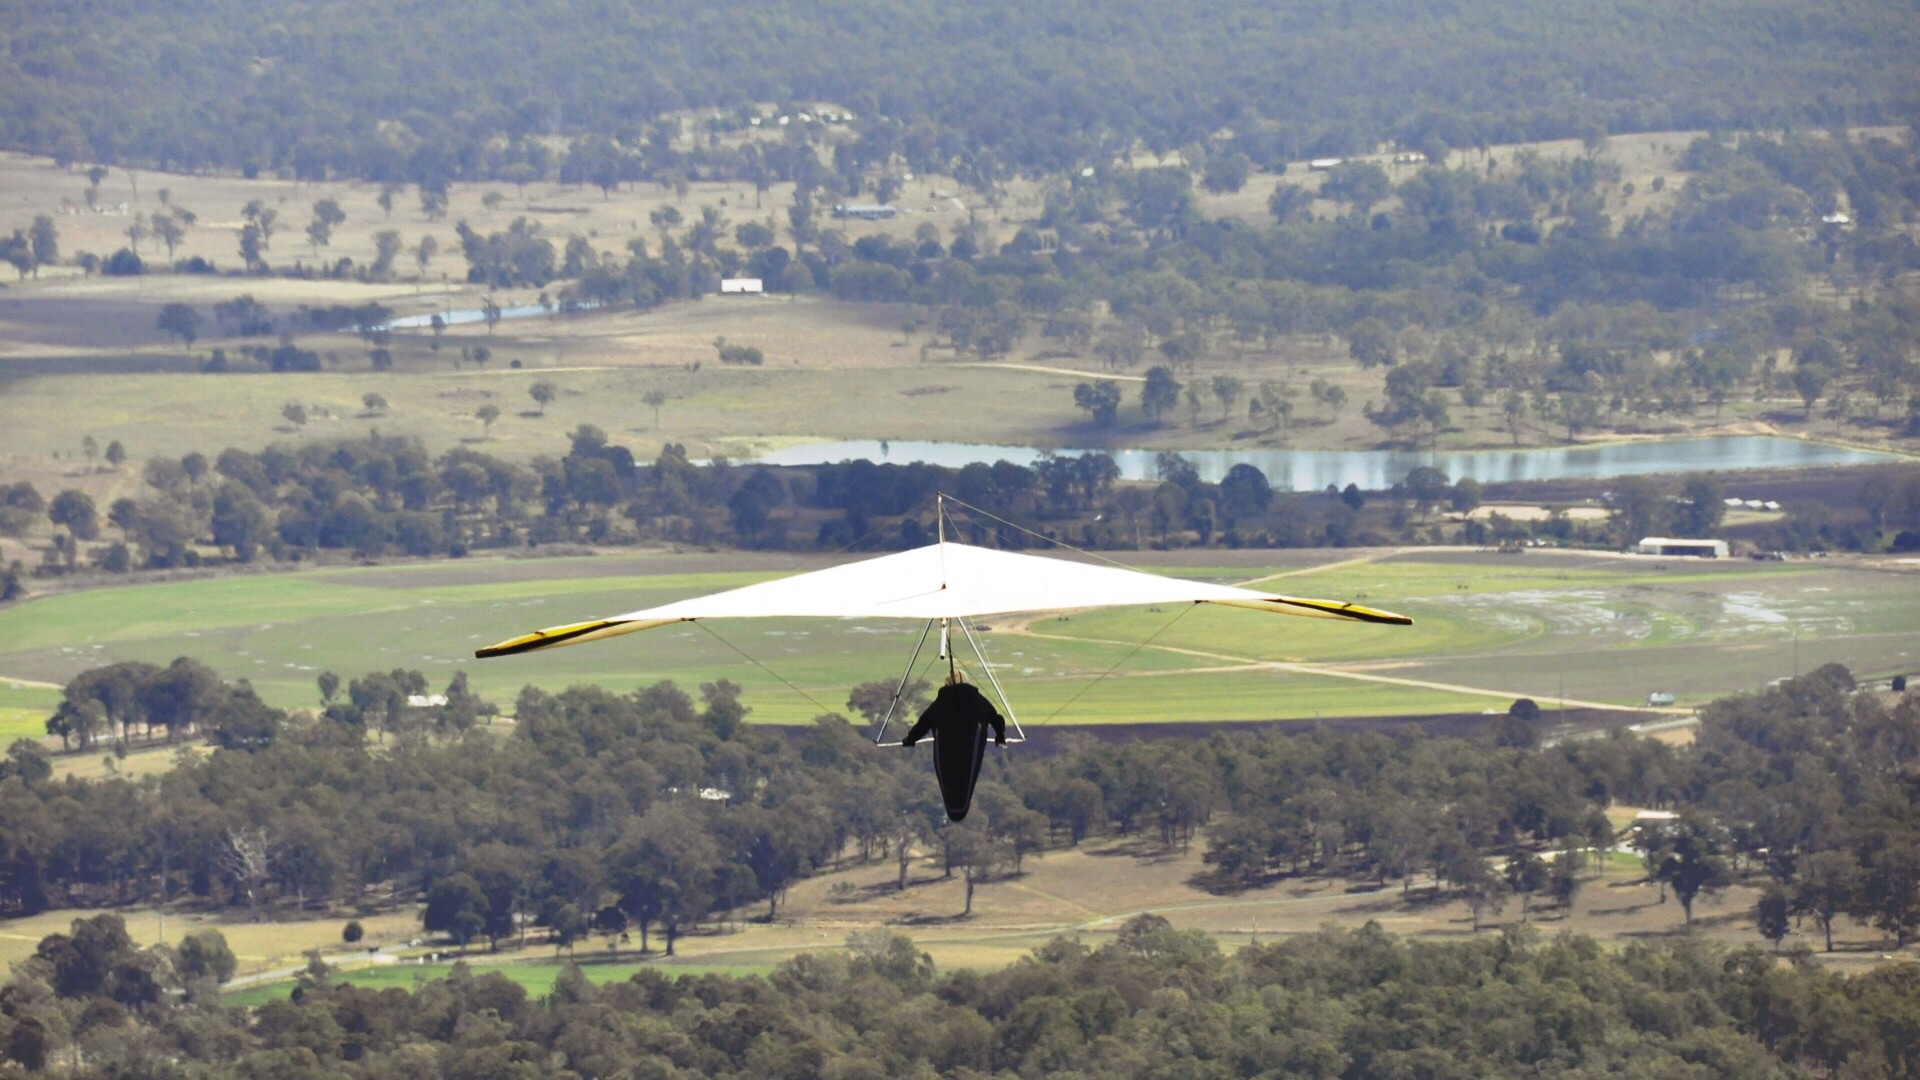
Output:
476,542,1409,658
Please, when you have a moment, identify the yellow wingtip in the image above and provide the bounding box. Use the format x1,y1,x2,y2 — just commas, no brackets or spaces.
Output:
1207,596,1413,625
475,617,680,658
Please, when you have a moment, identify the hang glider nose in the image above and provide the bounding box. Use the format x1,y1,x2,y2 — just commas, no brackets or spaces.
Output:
474,541,1410,659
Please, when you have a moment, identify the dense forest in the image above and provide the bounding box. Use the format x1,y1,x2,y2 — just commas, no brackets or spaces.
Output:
0,665,1916,1075
3,0,1915,183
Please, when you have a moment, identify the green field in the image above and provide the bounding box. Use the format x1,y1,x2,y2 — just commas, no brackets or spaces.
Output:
0,683,60,741
2,549,1914,728
221,957,776,1008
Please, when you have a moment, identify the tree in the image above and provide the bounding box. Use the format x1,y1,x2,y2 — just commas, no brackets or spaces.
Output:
361,392,388,415
420,183,449,220
177,929,237,984
1457,858,1508,931
342,920,364,945
1655,815,1732,926
150,213,185,259
48,489,99,540
105,440,126,468
476,403,500,435
1268,183,1310,223
1202,152,1254,195
238,223,265,271
1501,390,1529,445
609,809,718,955
1757,885,1792,951
1548,853,1585,917
29,215,58,269
643,389,668,429
282,402,307,428
1211,375,1243,421
415,235,439,278
1141,366,1181,423
529,381,557,414
1793,849,1858,952
1791,365,1828,420
371,229,403,278
317,671,340,705
1347,318,1394,368
424,872,489,949
210,482,270,561
1505,853,1549,921
156,302,202,345
1072,380,1122,427
1218,463,1271,520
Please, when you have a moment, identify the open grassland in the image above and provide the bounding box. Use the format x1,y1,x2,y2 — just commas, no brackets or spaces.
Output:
0,339,1106,470
1,549,1913,731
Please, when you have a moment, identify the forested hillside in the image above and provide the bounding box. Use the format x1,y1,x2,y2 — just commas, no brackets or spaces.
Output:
1,665,1918,1075
2,0,1914,180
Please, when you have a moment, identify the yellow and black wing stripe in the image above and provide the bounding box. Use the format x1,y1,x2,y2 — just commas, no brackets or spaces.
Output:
1205,596,1412,625
475,617,683,658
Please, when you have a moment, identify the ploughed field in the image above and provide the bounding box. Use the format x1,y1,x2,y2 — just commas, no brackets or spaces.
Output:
1,548,1913,727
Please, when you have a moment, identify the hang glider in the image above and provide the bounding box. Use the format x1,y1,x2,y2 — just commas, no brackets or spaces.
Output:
475,540,1410,659
476,525,1410,742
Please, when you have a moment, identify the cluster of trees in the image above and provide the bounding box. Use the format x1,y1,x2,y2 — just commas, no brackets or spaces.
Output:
6,0,1909,186
9,916,1920,1078
0,663,1916,1074
1203,665,1920,950
5,658,1916,952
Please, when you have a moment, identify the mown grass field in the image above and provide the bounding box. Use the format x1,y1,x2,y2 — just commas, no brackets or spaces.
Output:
1,548,1913,730
221,958,779,1008
0,683,60,740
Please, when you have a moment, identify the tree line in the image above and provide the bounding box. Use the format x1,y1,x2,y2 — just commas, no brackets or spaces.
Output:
6,913,1920,1077
7,0,1909,188
4,660,1916,952
9,431,1920,595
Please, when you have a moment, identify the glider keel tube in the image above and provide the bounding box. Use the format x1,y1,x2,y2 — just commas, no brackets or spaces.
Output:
475,617,686,658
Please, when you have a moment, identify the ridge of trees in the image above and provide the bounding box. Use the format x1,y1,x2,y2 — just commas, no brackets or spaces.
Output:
6,0,1912,185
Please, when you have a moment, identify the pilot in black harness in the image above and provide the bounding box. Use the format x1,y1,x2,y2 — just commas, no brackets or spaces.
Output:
901,672,1005,822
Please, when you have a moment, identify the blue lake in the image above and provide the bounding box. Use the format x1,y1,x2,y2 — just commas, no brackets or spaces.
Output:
745,436,1903,491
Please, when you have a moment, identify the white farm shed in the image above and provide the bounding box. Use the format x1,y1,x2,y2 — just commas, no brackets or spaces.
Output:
720,278,764,294
1633,537,1729,558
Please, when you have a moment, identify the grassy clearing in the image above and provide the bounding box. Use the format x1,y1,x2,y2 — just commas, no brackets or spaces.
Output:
0,683,59,740
222,957,777,1008
3,551,1910,721
0,906,425,975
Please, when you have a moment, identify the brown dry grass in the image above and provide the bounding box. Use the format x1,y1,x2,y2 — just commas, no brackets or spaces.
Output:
662,832,1906,973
